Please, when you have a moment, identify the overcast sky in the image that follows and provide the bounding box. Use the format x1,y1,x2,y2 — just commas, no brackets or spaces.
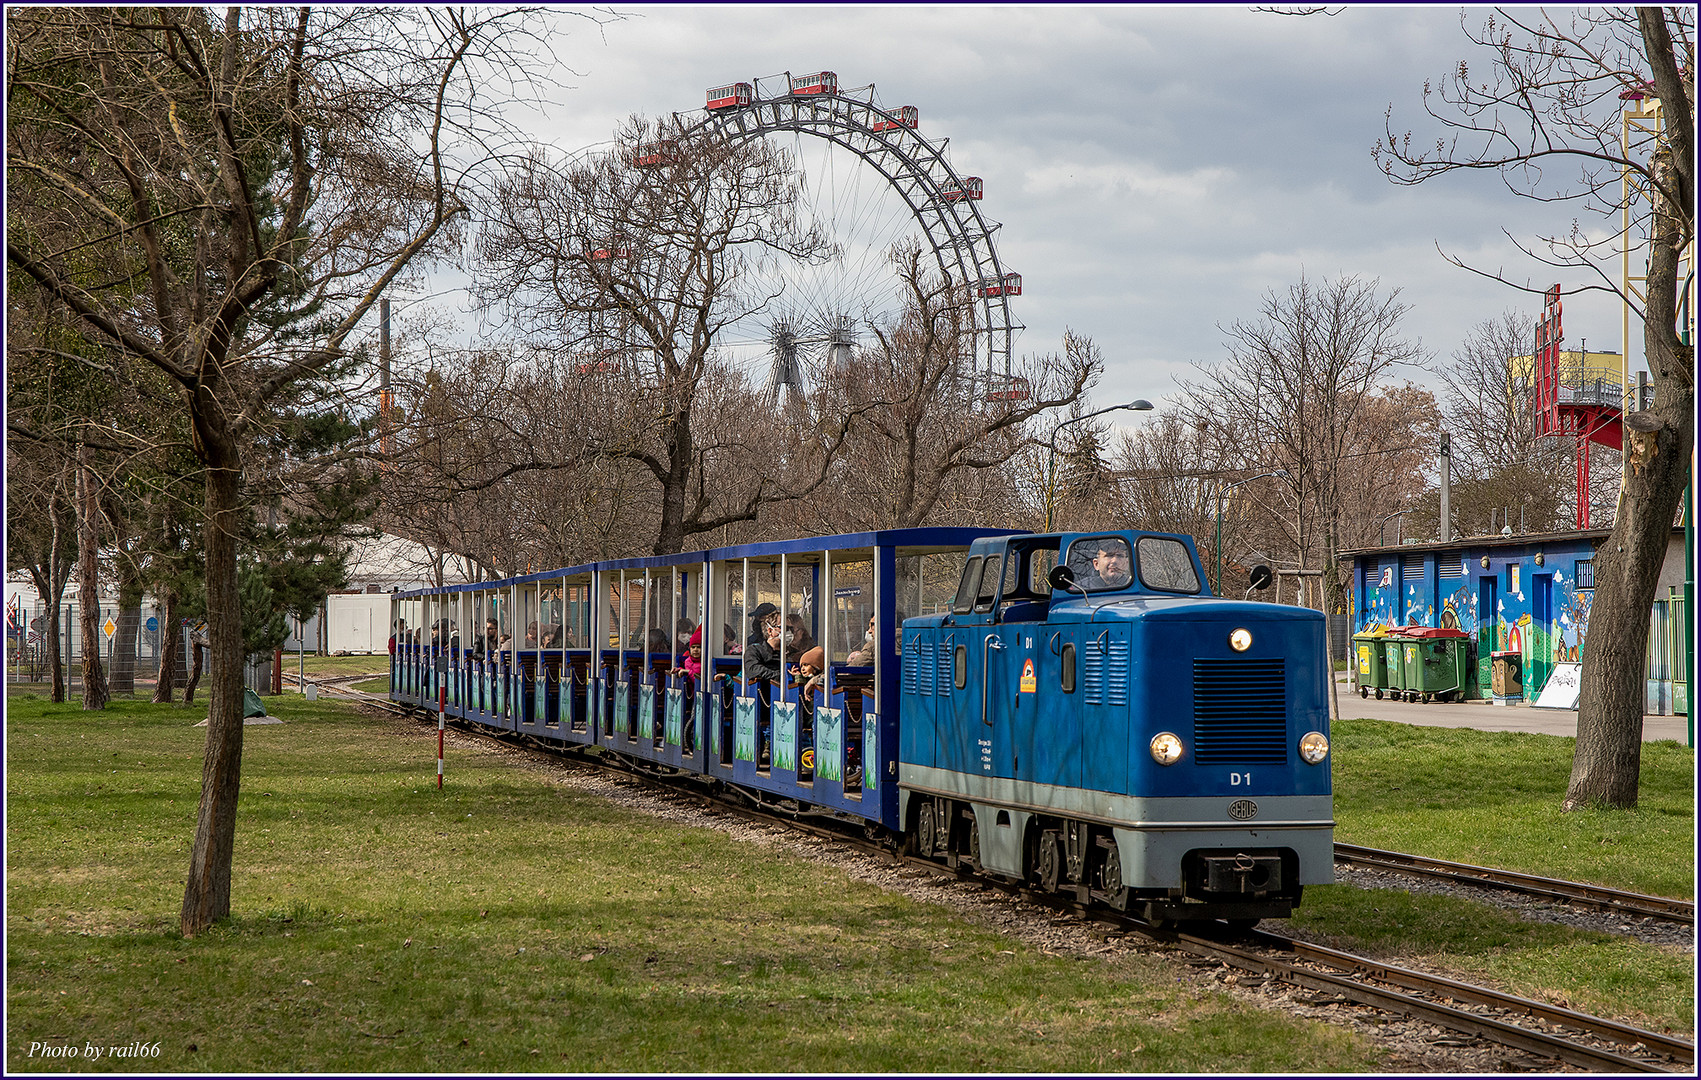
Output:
434,4,1637,435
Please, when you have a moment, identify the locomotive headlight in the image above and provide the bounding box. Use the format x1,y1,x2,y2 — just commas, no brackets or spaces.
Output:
1298,730,1330,765
1149,731,1184,766
1228,627,1253,652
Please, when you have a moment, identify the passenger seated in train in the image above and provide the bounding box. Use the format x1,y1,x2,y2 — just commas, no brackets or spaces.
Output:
540,624,565,648
845,612,876,667
722,624,742,654
474,618,502,655
675,618,695,652
1073,537,1133,590
676,626,703,679
795,645,825,699
522,621,540,648
744,613,783,682
746,603,778,652
646,627,671,655
784,613,815,656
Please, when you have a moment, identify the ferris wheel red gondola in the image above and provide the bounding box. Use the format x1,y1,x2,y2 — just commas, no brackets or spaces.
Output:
679,71,1023,393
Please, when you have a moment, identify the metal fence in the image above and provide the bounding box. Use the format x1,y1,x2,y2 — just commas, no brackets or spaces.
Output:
6,603,283,696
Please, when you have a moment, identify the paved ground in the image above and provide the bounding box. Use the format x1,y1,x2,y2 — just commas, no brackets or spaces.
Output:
1332,674,1693,744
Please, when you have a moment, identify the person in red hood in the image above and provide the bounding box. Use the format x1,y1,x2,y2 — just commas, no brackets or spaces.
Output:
676,625,703,680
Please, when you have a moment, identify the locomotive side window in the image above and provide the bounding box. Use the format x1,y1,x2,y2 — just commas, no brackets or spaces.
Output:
1029,548,1057,595
975,554,1002,612
954,644,967,689
1061,643,1076,693
1136,537,1201,594
951,556,983,614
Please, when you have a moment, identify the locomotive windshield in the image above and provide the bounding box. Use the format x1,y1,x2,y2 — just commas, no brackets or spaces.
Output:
1065,536,1132,591
1136,536,1201,593
1063,534,1202,594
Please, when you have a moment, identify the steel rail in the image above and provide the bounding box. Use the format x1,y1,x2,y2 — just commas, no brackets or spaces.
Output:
1336,842,1696,925
350,687,1694,1072
1163,926,1691,1072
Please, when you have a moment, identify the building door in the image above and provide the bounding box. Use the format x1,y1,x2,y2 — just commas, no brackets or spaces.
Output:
1531,573,1554,697
1476,576,1497,698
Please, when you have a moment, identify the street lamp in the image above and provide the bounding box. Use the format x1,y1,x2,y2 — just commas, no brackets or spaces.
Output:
1214,469,1288,595
1376,508,1413,547
1044,400,1154,531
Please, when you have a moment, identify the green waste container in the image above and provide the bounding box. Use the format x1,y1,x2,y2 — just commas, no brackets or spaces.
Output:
1353,629,1390,699
1382,631,1413,701
1406,627,1470,703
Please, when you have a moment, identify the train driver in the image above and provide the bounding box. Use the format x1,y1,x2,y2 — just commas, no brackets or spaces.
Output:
1077,538,1133,590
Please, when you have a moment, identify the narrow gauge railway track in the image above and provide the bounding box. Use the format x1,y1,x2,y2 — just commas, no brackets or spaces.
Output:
334,685,1693,1072
1335,843,1696,926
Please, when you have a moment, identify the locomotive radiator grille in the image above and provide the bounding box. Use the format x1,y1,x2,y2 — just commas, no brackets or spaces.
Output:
914,641,935,696
1192,658,1287,763
1083,639,1130,706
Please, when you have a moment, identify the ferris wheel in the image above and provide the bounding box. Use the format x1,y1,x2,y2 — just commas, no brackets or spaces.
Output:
674,71,1025,402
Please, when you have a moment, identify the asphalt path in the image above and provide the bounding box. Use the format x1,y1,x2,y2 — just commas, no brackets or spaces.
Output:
1332,674,1693,744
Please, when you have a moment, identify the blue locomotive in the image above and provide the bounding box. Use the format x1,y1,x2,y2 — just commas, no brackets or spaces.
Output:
390,526,1333,926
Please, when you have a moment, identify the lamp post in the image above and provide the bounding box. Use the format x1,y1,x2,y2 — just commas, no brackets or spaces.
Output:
1044,399,1153,531
1376,508,1413,548
1214,470,1287,595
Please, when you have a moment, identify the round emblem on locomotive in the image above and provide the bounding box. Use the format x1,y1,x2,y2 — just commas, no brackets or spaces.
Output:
1227,799,1258,821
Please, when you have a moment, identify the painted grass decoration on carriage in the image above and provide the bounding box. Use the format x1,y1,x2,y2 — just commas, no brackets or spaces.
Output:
390,526,1334,928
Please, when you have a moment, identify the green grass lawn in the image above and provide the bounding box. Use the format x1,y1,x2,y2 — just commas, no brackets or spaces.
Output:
1288,714,1696,1035
6,693,1382,1073
287,653,392,678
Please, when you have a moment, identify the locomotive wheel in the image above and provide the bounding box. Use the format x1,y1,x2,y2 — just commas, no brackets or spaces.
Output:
917,804,938,858
1037,831,1063,892
1358,686,1368,699
1374,689,1383,700
1100,844,1130,912
966,816,981,869
1226,917,1260,931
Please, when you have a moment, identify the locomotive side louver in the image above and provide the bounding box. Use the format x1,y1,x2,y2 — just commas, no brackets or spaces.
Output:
1083,639,1130,706
1192,658,1287,763
936,644,953,698
915,641,934,696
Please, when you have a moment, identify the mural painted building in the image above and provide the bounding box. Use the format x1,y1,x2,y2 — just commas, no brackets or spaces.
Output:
1340,527,1688,711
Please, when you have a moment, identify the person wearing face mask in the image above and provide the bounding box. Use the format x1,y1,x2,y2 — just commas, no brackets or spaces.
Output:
783,612,815,657
743,614,783,683
846,612,877,667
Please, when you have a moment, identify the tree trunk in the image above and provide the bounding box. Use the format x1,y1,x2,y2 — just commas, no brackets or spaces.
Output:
271,645,283,695
112,605,141,695
184,637,205,704
181,452,246,937
77,443,109,711
153,586,180,704
1566,57,1693,810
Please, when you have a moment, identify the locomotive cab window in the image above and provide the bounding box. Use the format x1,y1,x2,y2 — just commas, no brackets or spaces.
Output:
1064,536,1133,592
951,556,983,614
1136,537,1201,594
975,554,1003,612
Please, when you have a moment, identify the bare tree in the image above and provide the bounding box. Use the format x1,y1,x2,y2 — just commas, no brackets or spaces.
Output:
477,119,852,555
4,444,76,702
1108,413,1268,592
816,244,1100,531
6,5,559,934
1185,275,1426,616
1432,312,1604,536
1377,7,1694,809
